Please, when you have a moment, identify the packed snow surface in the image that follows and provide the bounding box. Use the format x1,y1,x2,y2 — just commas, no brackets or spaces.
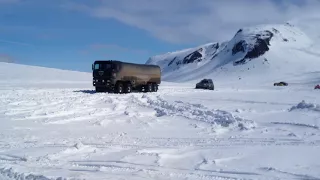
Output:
1,62,320,180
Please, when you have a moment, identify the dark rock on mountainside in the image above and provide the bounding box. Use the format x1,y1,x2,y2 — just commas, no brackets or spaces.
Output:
182,50,203,64
168,57,176,66
165,49,204,67
232,40,246,55
233,30,274,65
210,43,220,50
160,42,221,67
167,43,221,67
208,43,220,55
175,48,203,66
272,28,279,34
237,29,243,33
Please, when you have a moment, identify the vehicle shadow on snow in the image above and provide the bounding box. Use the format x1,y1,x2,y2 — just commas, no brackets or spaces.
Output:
69,160,260,176
73,90,147,94
73,90,97,94
73,90,116,94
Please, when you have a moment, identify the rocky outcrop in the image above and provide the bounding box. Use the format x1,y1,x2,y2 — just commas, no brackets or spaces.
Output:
177,49,203,65
233,30,273,65
148,42,221,68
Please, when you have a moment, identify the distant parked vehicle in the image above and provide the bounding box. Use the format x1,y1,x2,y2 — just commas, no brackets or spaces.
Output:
195,79,214,90
315,84,320,89
92,60,161,93
274,81,288,86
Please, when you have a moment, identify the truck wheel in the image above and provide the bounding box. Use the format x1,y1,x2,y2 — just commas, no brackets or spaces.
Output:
95,87,103,92
152,83,158,92
115,82,124,94
124,83,132,93
139,86,145,92
147,83,153,92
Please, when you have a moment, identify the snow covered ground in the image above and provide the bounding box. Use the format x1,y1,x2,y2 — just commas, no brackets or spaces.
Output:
1,62,320,180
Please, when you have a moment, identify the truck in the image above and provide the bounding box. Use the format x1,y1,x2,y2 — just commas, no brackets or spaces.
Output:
92,60,161,93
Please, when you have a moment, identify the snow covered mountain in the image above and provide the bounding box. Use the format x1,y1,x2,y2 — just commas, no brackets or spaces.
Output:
146,23,320,84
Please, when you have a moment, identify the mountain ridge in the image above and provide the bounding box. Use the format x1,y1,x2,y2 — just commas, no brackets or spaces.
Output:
146,23,319,83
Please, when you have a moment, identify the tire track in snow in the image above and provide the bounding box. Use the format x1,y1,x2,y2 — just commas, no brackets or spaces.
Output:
259,167,320,180
2,89,124,125
70,161,240,180
2,89,254,131
0,154,27,163
127,94,256,131
2,89,159,127
271,122,319,130
82,136,320,150
0,168,57,180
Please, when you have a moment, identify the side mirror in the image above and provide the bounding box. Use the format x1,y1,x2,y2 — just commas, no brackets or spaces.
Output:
92,64,94,71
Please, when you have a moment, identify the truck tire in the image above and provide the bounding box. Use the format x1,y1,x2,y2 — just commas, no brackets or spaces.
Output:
147,83,153,92
139,85,145,92
115,82,124,94
152,83,158,92
124,82,132,93
95,87,103,92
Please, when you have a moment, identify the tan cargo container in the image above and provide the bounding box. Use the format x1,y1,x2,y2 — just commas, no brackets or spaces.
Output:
92,60,161,93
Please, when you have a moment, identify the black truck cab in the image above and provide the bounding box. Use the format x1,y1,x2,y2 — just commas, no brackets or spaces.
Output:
92,61,119,90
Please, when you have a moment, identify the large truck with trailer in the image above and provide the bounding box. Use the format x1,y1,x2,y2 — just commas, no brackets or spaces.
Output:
92,60,161,93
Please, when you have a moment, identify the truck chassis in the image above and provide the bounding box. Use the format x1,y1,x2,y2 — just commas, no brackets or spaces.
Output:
94,80,158,93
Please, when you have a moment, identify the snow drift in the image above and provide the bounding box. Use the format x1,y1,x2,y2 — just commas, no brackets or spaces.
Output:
289,100,320,112
146,23,320,83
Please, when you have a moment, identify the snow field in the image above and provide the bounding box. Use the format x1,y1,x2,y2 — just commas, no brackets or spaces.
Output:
1,78,320,179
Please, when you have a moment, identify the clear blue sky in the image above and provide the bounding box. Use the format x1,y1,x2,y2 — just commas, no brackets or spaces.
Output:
0,0,318,72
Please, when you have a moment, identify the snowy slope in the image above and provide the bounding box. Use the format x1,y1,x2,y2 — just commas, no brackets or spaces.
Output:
146,23,320,84
1,62,320,180
0,62,91,89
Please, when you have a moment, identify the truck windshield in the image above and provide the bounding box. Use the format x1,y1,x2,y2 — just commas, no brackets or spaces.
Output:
94,63,113,70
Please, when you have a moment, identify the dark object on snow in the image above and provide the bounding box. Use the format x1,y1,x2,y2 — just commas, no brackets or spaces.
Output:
92,60,161,93
274,81,288,86
315,85,320,89
196,79,214,90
